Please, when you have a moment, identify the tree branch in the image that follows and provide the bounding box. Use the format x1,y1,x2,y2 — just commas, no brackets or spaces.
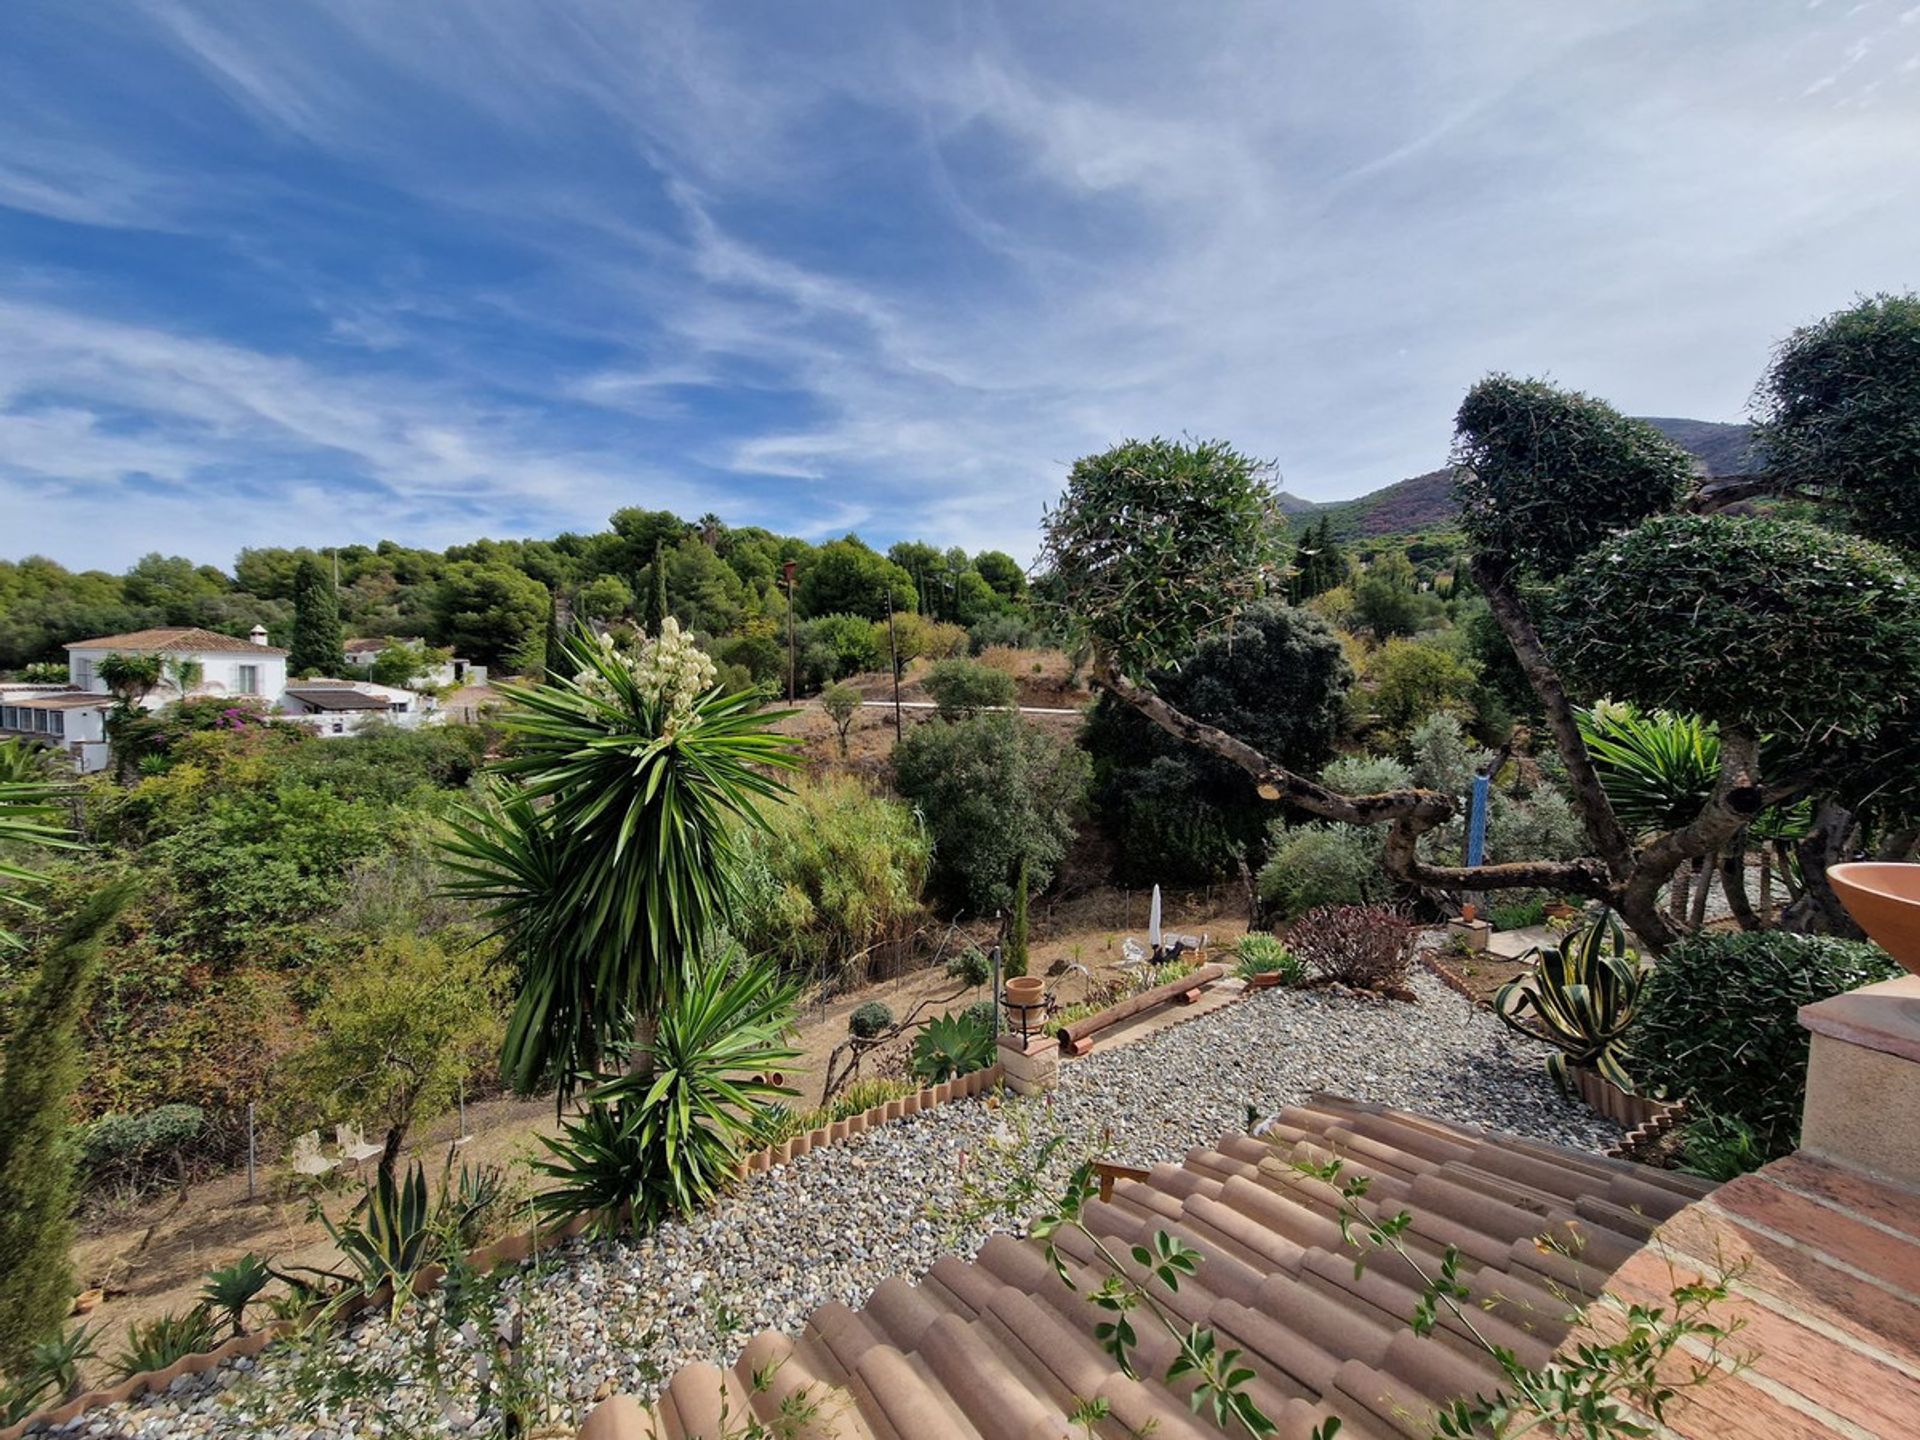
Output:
1621,730,1766,943
1468,554,1635,880
1097,662,1613,900
1097,664,1451,828
1682,472,1821,514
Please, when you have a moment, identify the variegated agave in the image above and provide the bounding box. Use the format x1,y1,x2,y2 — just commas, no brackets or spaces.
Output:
1494,910,1646,1093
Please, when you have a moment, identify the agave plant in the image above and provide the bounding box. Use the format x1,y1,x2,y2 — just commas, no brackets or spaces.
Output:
1495,910,1647,1093
321,1162,434,1320
439,622,799,1098
535,953,800,1233
0,1324,99,1422
911,1010,995,1084
109,1308,218,1381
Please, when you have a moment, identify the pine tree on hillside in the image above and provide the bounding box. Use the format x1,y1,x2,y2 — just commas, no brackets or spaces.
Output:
288,555,344,677
0,881,134,1377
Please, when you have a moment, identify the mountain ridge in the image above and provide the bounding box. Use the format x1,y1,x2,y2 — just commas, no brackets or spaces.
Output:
1281,417,1755,540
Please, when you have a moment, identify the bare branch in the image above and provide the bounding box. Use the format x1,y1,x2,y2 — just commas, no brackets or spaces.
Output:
1468,554,1635,879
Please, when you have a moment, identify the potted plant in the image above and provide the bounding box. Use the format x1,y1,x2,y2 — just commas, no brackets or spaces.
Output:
1493,911,1670,1127
1233,932,1295,989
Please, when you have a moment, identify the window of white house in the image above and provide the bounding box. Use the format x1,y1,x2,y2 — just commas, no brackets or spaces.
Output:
236,664,259,695
50,712,64,736
33,710,49,733
73,657,94,688
1,706,15,729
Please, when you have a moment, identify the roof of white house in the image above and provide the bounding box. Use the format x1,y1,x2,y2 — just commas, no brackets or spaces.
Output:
282,686,395,711
8,692,111,710
63,627,288,657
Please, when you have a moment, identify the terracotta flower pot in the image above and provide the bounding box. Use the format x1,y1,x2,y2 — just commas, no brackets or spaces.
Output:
1006,976,1045,1006
1830,862,1920,976
1460,902,1477,923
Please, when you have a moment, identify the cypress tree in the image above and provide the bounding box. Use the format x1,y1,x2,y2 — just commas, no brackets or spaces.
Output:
288,554,344,677
542,590,565,682
1005,854,1030,978
644,544,670,636
0,881,134,1375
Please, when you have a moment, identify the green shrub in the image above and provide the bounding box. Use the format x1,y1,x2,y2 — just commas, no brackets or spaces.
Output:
848,1001,894,1039
109,1308,218,1380
893,713,1089,915
76,1104,206,1189
534,956,799,1233
1489,898,1547,931
1547,516,1920,746
924,658,1015,718
0,1322,97,1423
1321,753,1414,793
1630,931,1899,1160
1257,822,1388,919
1233,933,1304,985
318,1162,501,1321
733,777,930,987
1677,1109,1769,1183
961,999,999,1032
1364,638,1480,736
1452,374,1692,578
945,945,991,989
1287,904,1412,991
911,1010,995,1084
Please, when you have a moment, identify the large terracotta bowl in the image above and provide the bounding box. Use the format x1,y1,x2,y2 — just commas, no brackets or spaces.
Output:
1829,862,1920,976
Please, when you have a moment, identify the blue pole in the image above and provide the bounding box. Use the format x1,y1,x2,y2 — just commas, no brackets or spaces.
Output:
1466,772,1491,868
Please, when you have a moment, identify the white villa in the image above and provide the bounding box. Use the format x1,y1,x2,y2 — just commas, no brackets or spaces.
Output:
340,636,485,690
0,626,442,771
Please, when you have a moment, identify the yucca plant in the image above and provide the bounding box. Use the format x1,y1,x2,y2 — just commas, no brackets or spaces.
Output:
0,739,80,951
1577,703,1718,837
109,1308,218,1380
439,621,800,1098
534,953,800,1233
1494,910,1646,1093
911,1010,995,1084
199,1252,272,1336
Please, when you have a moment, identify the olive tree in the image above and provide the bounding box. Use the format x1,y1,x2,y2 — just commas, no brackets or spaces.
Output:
1042,310,1920,950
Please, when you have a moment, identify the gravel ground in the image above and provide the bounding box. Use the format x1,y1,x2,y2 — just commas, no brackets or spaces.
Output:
49,969,1616,1438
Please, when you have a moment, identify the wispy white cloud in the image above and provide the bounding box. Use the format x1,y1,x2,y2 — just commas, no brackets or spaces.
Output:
0,0,1916,571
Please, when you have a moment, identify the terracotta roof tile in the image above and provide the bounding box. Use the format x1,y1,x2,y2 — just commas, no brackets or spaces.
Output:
582,1097,1705,1439
63,626,287,656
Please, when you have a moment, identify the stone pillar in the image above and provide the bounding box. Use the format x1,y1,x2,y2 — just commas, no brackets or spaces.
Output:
996,1033,1059,1096
1798,973,1920,1190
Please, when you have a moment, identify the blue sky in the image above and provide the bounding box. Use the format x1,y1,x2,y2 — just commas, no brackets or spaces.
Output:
2,2,1917,572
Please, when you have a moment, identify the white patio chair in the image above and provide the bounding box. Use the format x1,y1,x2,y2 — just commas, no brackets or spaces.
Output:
290,1130,335,1177
335,1122,384,1169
